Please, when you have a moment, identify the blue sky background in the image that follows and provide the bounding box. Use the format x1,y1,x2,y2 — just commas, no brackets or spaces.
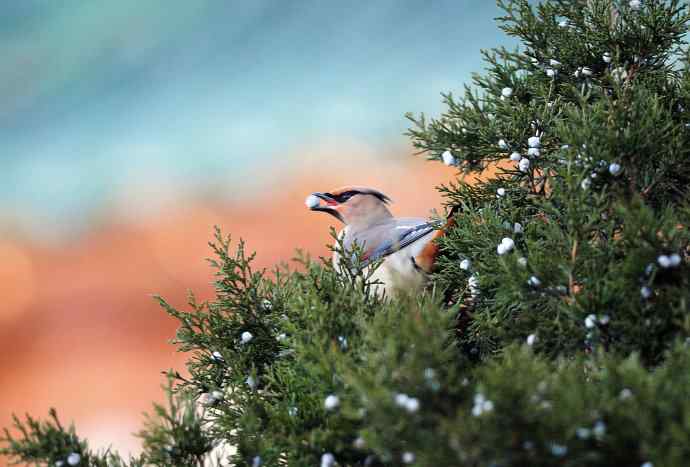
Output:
1,1,517,241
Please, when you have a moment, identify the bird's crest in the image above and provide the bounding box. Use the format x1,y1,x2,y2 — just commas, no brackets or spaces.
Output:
327,186,392,204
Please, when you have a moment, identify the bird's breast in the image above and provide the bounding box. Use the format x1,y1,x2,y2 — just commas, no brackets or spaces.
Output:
370,230,434,296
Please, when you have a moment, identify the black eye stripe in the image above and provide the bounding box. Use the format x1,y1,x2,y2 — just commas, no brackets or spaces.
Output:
336,191,359,202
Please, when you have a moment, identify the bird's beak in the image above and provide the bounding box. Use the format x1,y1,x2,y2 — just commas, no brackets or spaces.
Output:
309,192,344,223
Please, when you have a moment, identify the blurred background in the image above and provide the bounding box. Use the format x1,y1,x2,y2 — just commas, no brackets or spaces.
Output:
0,1,514,461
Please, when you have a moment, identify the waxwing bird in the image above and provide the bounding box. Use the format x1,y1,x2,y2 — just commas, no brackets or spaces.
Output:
306,186,455,297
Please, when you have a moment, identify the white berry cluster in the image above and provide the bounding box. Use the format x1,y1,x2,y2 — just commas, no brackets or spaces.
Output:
441,149,458,167
580,158,624,191
612,66,628,83
636,255,682,301
394,392,421,413
246,375,257,390
204,389,224,405
619,388,634,400
575,421,606,439
402,451,416,464
657,253,682,269
640,286,653,299
528,135,541,155
55,454,82,467
549,443,568,457
639,253,682,300
584,313,611,329
497,237,515,255
468,275,480,297
593,420,607,438
321,453,336,467
545,60,559,77
324,394,340,411
527,276,542,287
240,331,254,344
512,135,541,173
581,176,592,190
471,393,494,416
573,66,593,79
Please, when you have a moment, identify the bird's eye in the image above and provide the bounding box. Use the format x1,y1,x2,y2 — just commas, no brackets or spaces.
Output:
337,191,357,202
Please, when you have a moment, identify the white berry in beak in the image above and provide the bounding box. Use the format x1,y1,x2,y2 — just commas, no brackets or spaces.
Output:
305,194,321,209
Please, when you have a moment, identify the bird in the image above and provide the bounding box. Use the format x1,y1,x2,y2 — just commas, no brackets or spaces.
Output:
306,185,455,297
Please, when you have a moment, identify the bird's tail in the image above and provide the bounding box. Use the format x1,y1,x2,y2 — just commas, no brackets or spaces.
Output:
413,205,460,273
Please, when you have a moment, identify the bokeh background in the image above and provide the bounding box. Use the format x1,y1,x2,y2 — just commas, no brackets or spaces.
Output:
0,1,515,461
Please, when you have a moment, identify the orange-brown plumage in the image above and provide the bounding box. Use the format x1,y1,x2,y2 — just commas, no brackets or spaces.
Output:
413,208,458,273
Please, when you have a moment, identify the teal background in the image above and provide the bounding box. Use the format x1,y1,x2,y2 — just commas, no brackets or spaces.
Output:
1,1,515,239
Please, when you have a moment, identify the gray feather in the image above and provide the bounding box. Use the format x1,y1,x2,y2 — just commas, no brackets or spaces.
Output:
343,217,439,266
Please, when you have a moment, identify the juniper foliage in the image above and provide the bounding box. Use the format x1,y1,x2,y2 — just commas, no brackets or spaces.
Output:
3,1,690,466
0,409,139,467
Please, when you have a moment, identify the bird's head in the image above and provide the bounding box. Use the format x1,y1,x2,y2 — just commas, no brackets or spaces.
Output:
306,186,393,226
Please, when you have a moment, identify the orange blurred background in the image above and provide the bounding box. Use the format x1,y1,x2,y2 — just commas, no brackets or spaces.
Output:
0,147,455,461
0,2,515,463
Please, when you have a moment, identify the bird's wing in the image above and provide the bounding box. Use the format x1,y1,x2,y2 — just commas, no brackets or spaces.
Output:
345,218,439,267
